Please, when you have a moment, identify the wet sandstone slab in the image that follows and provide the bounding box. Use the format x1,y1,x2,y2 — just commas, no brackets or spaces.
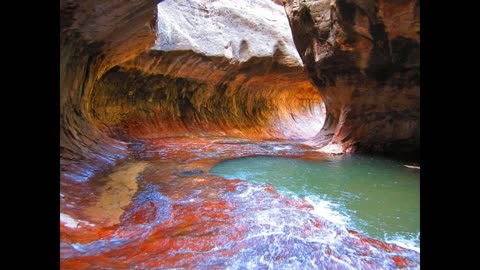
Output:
60,137,419,269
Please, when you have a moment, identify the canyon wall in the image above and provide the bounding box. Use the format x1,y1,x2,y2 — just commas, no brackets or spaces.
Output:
60,0,323,182
284,0,420,153
95,0,324,141
60,0,162,181
92,51,323,140
60,0,420,182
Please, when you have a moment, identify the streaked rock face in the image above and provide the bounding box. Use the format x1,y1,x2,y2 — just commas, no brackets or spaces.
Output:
60,0,162,182
92,56,324,140
284,0,420,153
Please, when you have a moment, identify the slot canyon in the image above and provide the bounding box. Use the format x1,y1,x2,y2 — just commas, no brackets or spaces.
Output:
60,0,420,269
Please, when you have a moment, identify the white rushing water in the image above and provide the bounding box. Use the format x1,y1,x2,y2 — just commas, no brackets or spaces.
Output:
210,155,421,253
305,194,420,252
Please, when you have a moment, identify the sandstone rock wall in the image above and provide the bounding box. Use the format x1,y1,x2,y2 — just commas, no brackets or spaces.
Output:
60,0,161,181
284,0,420,153
60,0,323,182
92,51,324,140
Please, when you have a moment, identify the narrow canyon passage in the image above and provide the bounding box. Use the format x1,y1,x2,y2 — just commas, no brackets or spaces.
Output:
60,0,420,269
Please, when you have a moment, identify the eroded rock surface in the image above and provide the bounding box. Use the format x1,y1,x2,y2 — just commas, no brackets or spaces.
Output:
61,0,162,182
284,0,420,153
60,0,324,182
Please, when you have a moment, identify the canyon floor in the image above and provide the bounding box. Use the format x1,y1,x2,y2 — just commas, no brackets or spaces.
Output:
60,137,419,269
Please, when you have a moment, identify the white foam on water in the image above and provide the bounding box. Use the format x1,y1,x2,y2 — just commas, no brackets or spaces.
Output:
305,195,421,254
60,213,95,228
273,145,292,151
304,196,351,227
385,233,420,253
235,184,265,198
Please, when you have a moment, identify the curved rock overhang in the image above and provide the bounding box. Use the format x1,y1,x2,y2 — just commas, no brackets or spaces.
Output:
60,0,325,182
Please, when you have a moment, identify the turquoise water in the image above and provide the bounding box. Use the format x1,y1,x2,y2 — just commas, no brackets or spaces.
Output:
210,155,420,251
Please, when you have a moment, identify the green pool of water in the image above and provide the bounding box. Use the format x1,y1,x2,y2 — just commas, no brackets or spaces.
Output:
210,155,420,250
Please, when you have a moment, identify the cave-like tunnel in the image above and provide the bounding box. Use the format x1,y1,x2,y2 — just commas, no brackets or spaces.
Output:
60,0,420,268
